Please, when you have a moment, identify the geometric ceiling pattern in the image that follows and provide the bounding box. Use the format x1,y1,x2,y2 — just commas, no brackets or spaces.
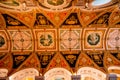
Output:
0,0,120,76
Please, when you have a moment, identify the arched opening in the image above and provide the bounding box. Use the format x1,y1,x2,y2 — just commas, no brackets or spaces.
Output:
44,68,72,80
9,68,39,80
77,67,106,80
108,66,120,80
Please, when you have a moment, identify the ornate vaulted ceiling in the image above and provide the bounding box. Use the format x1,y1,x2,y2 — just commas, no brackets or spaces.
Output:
0,0,120,76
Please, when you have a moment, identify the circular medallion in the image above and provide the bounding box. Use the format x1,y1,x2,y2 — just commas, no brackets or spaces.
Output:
40,34,53,46
87,33,100,45
0,36,5,47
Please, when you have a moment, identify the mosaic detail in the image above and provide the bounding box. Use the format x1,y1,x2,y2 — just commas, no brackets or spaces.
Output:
61,52,80,67
107,28,120,50
43,9,72,26
0,53,6,60
8,11,35,27
87,53,104,67
83,28,106,50
34,13,53,28
79,11,97,26
8,30,33,52
46,53,71,71
0,30,10,52
111,53,120,60
76,53,99,69
90,12,111,25
0,54,12,71
18,53,40,70
2,14,26,28
63,13,81,25
109,11,120,25
37,52,55,68
104,53,120,68
12,53,30,68
34,29,57,51
59,29,81,51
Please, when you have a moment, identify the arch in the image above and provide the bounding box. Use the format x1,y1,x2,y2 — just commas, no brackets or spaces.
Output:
108,66,120,77
9,68,39,80
44,68,72,80
0,68,8,77
77,67,106,80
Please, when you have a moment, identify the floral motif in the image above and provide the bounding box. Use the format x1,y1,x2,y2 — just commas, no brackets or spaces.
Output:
40,34,53,46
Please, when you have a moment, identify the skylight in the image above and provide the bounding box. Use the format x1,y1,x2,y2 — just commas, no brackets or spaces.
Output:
92,0,111,6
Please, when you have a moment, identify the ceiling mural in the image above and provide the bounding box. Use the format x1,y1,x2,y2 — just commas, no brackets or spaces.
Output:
37,52,55,68
0,0,120,77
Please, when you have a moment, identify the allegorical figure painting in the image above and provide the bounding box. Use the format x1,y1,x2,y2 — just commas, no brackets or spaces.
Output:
87,33,100,45
35,13,52,26
37,15,49,25
47,0,64,6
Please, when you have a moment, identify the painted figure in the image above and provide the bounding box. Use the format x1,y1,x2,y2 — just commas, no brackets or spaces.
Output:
87,33,100,45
